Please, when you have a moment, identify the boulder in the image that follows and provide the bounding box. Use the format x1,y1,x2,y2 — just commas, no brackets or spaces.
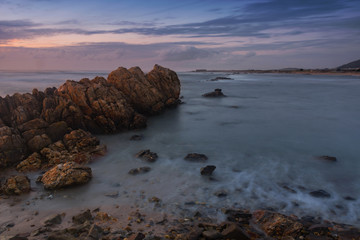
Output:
221,223,250,240
108,65,180,114
63,129,100,152
41,161,92,189
184,153,208,162
135,149,158,162
72,209,93,225
2,175,31,195
202,89,226,97
200,165,216,176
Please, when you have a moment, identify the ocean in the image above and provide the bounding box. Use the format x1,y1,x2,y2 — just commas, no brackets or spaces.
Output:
1,70,359,226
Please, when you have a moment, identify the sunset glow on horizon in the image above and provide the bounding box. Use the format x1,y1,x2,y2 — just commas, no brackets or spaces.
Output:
0,0,359,71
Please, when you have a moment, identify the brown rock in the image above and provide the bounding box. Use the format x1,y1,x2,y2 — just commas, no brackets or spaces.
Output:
136,149,158,162
108,65,180,114
16,152,43,172
2,175,31,195
63,129,99,152
41,161,92,189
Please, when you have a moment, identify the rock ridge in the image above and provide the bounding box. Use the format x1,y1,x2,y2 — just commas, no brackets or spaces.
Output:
0,65,180,169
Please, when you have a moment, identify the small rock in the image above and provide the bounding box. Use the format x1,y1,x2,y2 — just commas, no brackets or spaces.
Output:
309,190,331,198
148,196,161,203
136,149,158,162
316,156,337,162
200,165,216,176
202,89,226,97
214,190,228,197
130,135,143,141
105,191,119,198
184,153,208,162
128,167,151,175
344,196,356,201
72,209,93,225
44,213,64,226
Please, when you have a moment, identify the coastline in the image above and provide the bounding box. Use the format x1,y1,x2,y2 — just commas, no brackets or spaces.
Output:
1,68,360,239
193,70,360,77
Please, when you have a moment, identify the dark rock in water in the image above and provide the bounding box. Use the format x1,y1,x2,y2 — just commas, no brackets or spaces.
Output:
130,134,143,141
41,161,92,190
135,149,158,162
210,76,233,81
224,209,252,224
309,190,331,198
200,165,216,176
202,89,226,97
214,190,228,197
72,209,93,225
280,185,297,194
2,175,31,195
316,155,337,162
128,166,151,175
344,196,356,201
184,153,208,162
105,191,119,198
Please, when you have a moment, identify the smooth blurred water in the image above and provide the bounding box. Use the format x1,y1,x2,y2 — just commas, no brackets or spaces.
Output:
1,71,360,225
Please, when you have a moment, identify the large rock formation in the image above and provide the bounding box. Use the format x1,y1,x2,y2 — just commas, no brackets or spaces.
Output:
0,65,180,168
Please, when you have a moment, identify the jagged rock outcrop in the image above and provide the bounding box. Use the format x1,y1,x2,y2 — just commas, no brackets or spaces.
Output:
0,65,180,168
108,64,180,114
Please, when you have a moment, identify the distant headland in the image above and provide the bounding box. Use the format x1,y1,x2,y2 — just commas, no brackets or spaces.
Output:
194,59,360,76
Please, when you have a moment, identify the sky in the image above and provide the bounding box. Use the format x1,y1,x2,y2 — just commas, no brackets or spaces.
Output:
0,0,359,71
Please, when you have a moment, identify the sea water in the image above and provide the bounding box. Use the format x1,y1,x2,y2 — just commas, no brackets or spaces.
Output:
1,71,359,226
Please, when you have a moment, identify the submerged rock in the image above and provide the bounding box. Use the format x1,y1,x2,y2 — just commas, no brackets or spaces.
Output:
41,161,92,190
184,153,208,162
130,134,143,141
135,149,158,162
128,166,151,175
316,155,337,162
200,165,216,176
210,76,233,81
2,175,31,195
202,89,226,97
309,189,331,198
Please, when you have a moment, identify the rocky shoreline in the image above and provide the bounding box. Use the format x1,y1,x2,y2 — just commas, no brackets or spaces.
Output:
1,65,360,239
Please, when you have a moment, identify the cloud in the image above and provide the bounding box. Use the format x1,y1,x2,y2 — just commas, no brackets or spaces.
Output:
162,46,216,61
